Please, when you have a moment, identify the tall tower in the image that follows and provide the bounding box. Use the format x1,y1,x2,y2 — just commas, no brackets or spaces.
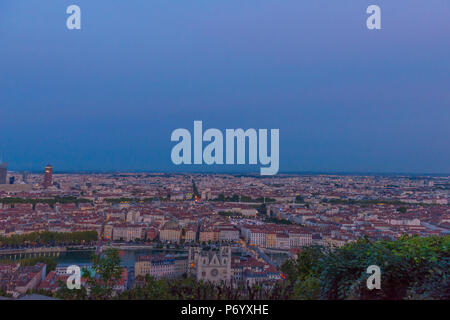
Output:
43,164,53,188
0,162,7,184
22,171,28,183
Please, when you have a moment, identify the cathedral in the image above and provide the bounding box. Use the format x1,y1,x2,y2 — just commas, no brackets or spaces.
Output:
188,246,232,284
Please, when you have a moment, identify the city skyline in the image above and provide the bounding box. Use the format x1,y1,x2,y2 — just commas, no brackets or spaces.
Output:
3,163,450,176
0,171,448,300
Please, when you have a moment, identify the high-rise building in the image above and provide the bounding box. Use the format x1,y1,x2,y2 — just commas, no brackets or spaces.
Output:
43,164,53,188
22,171,28,183
0,162,7,184
9,176,15,184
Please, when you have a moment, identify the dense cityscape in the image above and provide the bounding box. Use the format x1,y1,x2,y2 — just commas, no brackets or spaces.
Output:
0,162,448,299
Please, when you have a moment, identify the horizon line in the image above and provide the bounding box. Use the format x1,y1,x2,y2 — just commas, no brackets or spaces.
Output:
5,169,450,177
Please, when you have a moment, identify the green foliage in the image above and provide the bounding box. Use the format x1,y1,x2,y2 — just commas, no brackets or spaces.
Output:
229,194,239,202
0,231,98,247
192,180,200,198
281,235,450,300
320,235,449,300
280,245,325,299
293,276,321,300
56,280,89,300
0,196,91,208
240,195,276,203
397,206,407,213
121,275,292,300
105,197,154,204
0,289,12,298
212,194,275,203
84,248,124,300
264,217,292,225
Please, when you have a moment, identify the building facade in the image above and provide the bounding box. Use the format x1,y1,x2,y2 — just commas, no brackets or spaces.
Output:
188,246,232,284
135,255,176,279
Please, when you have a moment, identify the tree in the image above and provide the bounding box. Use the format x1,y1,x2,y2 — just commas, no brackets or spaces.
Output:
84,248,124,299
281,245,325,300
281,236,450,300
319,236,450,300
397,207,407,213
192,180,200,199
56,279,88,300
